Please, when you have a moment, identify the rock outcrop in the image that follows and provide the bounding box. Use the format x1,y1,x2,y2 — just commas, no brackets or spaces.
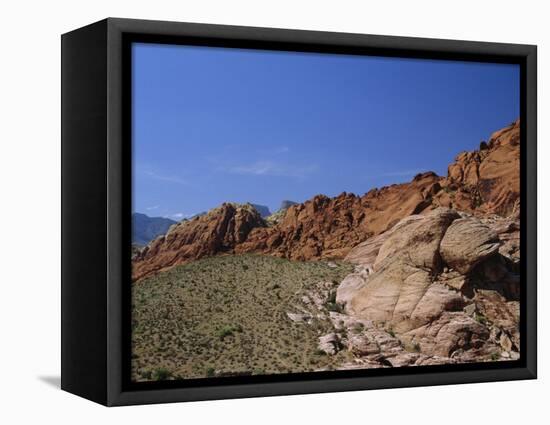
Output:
132,203,266,281
237,172,446,260
439,218,500,274
337,207,520,362
444,120,520,216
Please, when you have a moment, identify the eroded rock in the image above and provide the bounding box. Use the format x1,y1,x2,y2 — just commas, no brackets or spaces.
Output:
440,218,500,274
318,333,341,355
337,206,518,363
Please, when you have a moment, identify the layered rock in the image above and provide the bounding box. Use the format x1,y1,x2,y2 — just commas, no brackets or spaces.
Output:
338,207,520,362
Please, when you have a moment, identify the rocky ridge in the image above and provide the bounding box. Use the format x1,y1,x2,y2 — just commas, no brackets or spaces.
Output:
133,120,520,281
133,203,266,281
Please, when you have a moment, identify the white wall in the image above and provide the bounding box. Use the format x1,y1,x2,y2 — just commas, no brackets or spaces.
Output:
0,0,546,423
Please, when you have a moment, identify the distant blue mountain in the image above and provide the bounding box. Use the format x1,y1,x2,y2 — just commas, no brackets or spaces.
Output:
132,213,176,246
251,204,271,218
279,200,297,211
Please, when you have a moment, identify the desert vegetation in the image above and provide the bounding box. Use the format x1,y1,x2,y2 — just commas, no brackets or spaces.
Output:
131,254,354,381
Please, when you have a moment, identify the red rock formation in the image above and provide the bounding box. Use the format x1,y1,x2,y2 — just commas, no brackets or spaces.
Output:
434,119,520,216
132,203,265,281
237,172,443,261
132,120,520,281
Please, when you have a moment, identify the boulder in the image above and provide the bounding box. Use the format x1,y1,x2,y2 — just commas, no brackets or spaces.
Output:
440,218,500,274
337,207,517,360
286,312,312,323
318,333,341,355
374,208,459,271
336,273,367,306
403,312,490,357
346,209,462,333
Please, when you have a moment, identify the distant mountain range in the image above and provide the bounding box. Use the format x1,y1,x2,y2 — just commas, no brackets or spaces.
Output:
279,200,297,210
250,201,297,218
250,204,271,218
132,213,176,246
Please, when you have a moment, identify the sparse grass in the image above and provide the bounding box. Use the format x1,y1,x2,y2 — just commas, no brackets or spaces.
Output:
131,254,353,382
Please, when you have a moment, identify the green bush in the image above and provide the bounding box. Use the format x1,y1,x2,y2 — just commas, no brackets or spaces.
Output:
474,313,488,325
152,367,171,381
217,324,243,340
351,322,365,333
325,301,344,313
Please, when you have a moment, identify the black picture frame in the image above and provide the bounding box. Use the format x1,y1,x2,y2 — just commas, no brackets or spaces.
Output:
61,17,537,406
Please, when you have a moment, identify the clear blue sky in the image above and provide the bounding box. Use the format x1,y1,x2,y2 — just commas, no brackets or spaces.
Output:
132,42,519,220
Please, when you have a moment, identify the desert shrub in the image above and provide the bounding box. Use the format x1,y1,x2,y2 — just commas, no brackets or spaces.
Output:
351,322,365,333
325,301,344,313
139,370,152,380
217,324,243,340
152,367,171,381
474,313,488,325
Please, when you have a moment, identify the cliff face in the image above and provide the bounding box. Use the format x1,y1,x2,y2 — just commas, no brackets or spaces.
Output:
132,120,520,281
439,119,520,216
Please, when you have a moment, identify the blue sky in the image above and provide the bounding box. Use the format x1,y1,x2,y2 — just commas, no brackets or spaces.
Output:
132,43,519,219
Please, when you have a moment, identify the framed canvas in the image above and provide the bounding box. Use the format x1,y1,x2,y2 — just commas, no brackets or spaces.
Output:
61,18,537,406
